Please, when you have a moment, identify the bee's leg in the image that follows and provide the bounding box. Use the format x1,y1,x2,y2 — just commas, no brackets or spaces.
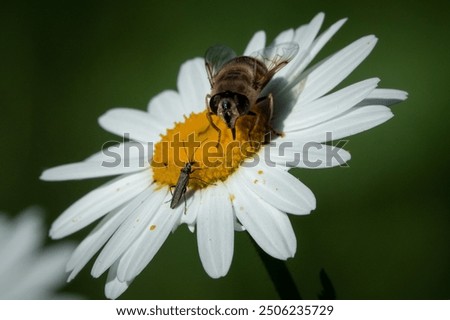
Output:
206,112,222,148
205,95,222,148
249,94,275,145
256,94,284,143
270,126,284,139
246,111,261,149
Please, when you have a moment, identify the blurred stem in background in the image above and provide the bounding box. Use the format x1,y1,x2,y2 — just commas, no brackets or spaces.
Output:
250,235,302,299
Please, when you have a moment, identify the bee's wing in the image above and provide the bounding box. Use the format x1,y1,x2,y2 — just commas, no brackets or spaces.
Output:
250,42,299,86
204,45,237,87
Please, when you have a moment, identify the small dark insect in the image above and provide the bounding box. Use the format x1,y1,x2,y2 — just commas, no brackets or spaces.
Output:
169,141,204,212
205,42,299,143
170,160,196,210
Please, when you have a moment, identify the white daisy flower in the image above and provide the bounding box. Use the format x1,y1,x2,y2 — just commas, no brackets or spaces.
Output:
41,12,407,299
0,207,75,299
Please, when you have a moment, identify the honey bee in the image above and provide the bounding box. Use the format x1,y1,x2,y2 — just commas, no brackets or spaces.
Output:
205,42,299,143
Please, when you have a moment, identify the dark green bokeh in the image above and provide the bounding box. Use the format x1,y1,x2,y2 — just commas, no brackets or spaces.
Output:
1,0,449,299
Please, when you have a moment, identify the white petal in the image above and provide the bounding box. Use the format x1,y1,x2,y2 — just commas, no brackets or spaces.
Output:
0,210,44,276
117,193,183,282
86,141,152,162
237,160,316,215
243,31,266,55
66,203,135,281
286,105,394,143
278,12,325,79
91,187,167,278
298,35,377,103
281,12,325,78
269,17,348,121
50,170,152,239
0,210,76,299
43,139,152,180
294,17,347,76
227,175,296,259
98,108,162,143
357,88,408,107
265,141,351,169
40,160,149,181
233,218,245,232
284,78,380,132
0,215,11,243
4,243,75,299
272,28,294,45
105,260,133,300
277,14,345,88
296,12,325,50
177,58,210,114
147,89,185,127
180,188,202,227
196,182,234,278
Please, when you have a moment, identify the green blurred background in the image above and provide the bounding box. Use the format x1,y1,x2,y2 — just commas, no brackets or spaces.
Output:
1,0,449,299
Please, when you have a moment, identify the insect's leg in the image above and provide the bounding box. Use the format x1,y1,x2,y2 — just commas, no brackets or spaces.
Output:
270,126,284,138
206,112,222,148
183,191,187,215
262,93,283,137
190,176,215,187
248,96,268,146
205,95,222,147
249,94,281,145
166,186,175,205
245,111,259,149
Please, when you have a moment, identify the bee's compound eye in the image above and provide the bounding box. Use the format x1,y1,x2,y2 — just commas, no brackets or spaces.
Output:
235,94,250,114
209,95,220,112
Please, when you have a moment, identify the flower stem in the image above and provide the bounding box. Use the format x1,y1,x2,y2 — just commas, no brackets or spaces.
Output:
250,235,302,299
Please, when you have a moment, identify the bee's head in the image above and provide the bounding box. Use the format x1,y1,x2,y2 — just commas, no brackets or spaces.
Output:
209,91,250,130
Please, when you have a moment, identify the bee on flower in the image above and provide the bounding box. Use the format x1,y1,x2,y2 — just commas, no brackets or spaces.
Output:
41,13,407,299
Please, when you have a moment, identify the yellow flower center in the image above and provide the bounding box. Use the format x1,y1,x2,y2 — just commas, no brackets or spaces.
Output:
152,110,268,189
